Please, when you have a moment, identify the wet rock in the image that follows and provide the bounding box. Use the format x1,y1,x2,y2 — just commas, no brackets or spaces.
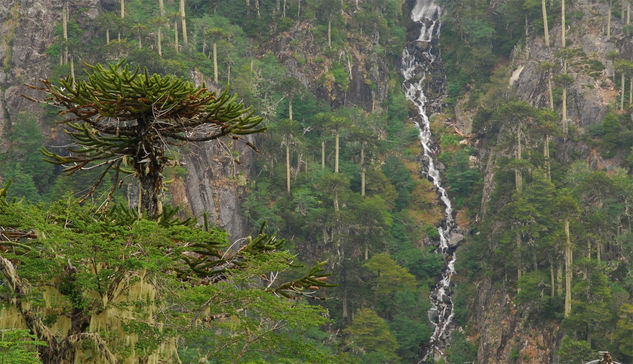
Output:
448,232,464,247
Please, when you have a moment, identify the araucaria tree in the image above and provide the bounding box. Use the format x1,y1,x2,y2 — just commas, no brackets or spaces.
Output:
29,60,263,218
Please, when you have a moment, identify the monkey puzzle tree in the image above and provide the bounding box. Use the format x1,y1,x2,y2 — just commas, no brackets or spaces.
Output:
29,60,263,218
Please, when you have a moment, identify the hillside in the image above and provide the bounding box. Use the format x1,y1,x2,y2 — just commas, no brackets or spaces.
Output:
0,0,632,363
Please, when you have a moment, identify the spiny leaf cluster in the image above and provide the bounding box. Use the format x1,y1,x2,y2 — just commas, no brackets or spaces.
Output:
26,60,265,205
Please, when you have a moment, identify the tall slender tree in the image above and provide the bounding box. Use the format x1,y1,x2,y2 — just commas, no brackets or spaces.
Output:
615,59,633,110
180,0,188,45
278,76,304,121
554,193,579,318
119,0,125,41
206,27,229,84
542,0,550,47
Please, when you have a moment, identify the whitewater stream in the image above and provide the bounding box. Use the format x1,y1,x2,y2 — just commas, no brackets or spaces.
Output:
401,0,458,361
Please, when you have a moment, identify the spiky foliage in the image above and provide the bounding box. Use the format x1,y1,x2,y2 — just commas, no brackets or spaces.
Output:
27,60,264,217
181,221,334,299
0,192,335,362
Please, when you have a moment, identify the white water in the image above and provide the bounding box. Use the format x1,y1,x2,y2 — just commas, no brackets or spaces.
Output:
401,0,458,361
411,0,441,42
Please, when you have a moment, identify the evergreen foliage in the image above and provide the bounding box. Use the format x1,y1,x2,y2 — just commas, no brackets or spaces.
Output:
3,0,633,361
30,60,263,217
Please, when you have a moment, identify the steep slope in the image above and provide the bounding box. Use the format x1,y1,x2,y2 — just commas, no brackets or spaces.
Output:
448,0,633,362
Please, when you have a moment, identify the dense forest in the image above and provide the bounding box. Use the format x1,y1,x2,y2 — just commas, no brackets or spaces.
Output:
0,0,632,363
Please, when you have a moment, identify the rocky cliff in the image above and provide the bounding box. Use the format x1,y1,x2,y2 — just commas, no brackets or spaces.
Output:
457,0,628,361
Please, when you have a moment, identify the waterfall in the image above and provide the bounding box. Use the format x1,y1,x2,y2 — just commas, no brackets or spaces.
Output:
401,0,458,361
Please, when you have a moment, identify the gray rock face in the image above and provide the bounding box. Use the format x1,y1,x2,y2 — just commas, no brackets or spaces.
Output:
182,137,255,240
448,232,463,248
511,14,614,130
0,0,98,135
273,22,390,112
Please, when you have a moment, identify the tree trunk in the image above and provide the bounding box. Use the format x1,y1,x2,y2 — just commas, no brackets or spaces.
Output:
138,168,162,218
542,0,550,47
360,143,365,198
361,168,366,197
516,232,522,292
607,0,613,39
227,63,231,84
174,20,179,53
342,283,348,319
136,116,165,218
106,28,110,44
621,72,625,110
562,62,568,137
283,0,286,17
544,134,551,181
334,191,339,212
550,258,555,297
557,262,563,296
255,0,260,18
158,0,164,56
180,0,188,45
63,3,68,65
286,141,291,194
246,0,250,16
628,1,631,24
138,32,142,49
626,198,632,231
561,0,565,48
70,56,75,85
297,0,301,19
335,132,339,173
321,140,325,169
515,124,522,192
213,41,218,83
564,218,572,318
547,74,554,109
328,18,332,48
587,238,591,259
629,76,632,105
288,97,293,120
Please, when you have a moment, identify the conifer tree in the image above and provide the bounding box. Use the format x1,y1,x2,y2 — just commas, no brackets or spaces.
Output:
28,60,264,218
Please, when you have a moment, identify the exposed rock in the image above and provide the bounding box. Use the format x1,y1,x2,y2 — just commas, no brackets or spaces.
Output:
448,232,463,248
455,94,474,135
182,137,255,240
271,21,390,112
476,279,559,363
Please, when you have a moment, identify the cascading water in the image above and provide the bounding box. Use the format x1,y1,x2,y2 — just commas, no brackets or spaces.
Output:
401,0,459,361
